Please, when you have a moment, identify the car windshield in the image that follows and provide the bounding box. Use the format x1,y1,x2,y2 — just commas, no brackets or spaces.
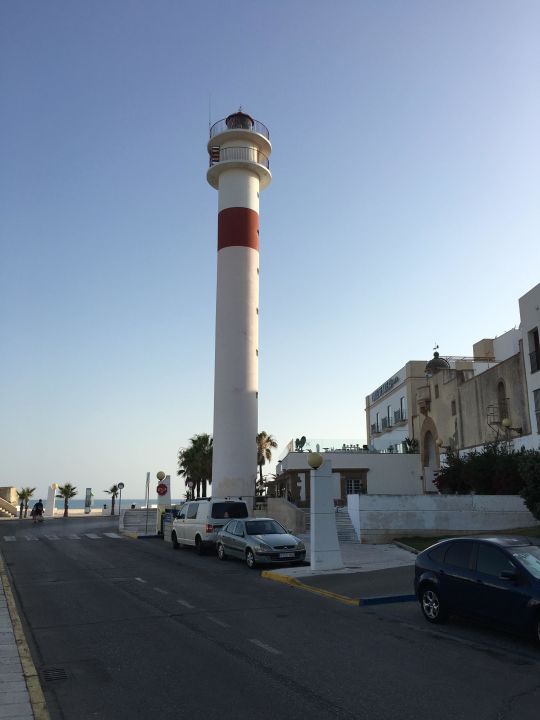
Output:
510,546,540,579
211,502,248,519
245,520,286,535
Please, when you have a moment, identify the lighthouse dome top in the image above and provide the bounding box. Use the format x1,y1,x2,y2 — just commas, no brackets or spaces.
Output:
209,113,270,141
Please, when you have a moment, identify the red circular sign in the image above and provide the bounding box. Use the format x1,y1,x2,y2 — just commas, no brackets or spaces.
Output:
156,483,168,496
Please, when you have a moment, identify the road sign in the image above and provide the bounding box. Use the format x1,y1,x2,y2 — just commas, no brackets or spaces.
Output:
156,483,167,496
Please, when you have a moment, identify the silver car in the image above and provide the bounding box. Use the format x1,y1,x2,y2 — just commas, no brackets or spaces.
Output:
216,517,306,568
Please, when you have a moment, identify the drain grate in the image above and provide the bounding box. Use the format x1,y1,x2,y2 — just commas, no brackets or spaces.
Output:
42,668,68,682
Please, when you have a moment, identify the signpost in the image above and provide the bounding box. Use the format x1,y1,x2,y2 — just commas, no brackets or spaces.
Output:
84,488,92,515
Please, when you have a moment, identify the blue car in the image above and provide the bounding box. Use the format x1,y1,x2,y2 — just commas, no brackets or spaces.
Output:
414,536,540,642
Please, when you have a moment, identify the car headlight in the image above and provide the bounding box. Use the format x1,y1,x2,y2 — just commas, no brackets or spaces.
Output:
296,542,305,551
253,542,272,552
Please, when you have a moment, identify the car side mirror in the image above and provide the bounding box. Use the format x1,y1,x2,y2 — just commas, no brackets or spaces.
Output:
500,570,519,582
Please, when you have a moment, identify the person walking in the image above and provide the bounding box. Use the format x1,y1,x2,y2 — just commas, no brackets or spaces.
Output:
31,499,44,524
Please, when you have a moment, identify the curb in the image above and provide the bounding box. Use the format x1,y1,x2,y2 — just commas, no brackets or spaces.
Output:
0,553,51,720
392,541,420,555
359,593,417,606
261,570,417,608
261,571,359,606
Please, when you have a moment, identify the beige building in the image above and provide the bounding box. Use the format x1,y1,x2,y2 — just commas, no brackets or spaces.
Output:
414,330,532,489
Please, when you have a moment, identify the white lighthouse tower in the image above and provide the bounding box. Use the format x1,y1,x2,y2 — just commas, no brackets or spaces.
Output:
207,111,272,503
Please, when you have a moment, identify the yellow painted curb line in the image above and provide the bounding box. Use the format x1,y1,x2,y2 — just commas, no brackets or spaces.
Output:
261,570,359,606
0,553,51,720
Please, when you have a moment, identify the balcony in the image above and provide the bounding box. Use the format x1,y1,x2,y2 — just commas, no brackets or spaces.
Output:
208,145,269,170
210,117,270,140
416,386,431,414
381,417,392,431
394,409,407,424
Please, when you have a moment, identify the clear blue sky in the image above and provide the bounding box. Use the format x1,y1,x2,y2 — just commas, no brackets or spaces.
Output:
2,1,539,500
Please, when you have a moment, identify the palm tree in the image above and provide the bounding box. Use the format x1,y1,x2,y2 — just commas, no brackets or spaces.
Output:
104,485,120,515
178,434,213,499
17,487,36,518
256,431,278,492
56,483,78,517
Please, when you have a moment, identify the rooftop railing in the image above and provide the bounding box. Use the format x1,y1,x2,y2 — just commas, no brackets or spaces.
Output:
208,145,270,169
210,117,270,139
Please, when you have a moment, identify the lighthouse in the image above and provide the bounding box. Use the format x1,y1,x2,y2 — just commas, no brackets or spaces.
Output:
207,111,272,503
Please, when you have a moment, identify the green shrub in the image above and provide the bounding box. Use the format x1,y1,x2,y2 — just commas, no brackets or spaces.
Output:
435,443,531,495
518,451,540,521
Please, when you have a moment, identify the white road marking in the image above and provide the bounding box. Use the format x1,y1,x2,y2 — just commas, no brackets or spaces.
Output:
103,533,122,539
177,600,194,609
45,535,60,540
249,639,281,655
3,536,16,542
154,588,168,595
135,577,146,583
206,615,229,628
24,536,39,542
68,534,81,540
84,534,101,539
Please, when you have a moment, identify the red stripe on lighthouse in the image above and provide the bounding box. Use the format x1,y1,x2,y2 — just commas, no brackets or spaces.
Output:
218,207,259,252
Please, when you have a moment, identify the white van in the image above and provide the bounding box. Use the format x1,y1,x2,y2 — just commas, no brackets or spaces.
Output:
171,498,250,554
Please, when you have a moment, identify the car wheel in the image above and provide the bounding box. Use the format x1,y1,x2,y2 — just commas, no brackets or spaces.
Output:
217,543,227,561
171,531,179,549
420,585,447,624
246,549,257,569
195,536,205,556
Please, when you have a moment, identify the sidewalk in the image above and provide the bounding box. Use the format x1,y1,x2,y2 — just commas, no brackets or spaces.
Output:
0,557,37,719
262,536,418,606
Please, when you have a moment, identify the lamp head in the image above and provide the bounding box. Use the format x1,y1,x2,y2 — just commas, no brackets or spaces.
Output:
501,418,511,428
307,452,324,470
156,471,166,481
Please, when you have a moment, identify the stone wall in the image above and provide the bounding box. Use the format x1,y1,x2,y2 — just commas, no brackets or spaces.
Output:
347,493,540,544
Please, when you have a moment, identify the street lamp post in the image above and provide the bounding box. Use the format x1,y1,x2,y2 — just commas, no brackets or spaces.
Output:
187,479,194,500
118,482,125,516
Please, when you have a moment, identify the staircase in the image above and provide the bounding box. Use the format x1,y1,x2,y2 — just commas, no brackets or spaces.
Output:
0,497,17,519
120,508,159,536
302,507,359,543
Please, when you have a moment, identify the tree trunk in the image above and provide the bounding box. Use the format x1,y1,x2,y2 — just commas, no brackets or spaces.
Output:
202,480,207,498
111,497,116,515
64,500,68,517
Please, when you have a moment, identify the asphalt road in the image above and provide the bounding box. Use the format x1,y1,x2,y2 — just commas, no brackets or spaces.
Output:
1,516,540,720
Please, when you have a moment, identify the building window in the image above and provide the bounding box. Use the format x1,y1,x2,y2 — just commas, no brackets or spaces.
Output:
528,328,540,374
346,478,361,494
400,396,407,420
376,412,380,432
535,389,540,434
497,381,508,421
434,384,439,399
387,405,392,424
451,399,456,416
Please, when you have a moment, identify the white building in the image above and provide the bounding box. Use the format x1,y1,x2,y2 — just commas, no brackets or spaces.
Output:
519,282,540,446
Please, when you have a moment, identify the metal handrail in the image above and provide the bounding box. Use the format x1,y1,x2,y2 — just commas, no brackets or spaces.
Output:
208,146,270,169
210,118,270,139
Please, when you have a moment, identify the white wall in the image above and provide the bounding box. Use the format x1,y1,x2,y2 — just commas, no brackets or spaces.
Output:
493,328,521,362
519,283,540,447
279,452,423,494
349,494,540,543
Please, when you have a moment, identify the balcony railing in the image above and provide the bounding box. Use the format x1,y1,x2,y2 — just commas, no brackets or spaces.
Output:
530,349,540,374
394,409,407,424
209,146,270,169
210,117,270,140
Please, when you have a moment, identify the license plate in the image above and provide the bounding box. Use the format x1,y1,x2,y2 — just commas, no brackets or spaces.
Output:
279,552,295,559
